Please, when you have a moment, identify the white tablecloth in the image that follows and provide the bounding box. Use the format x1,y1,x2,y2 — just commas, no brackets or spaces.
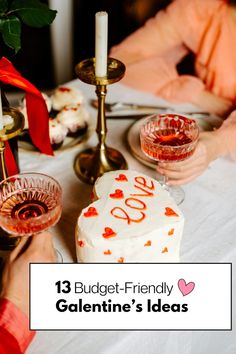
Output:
22,81,235,354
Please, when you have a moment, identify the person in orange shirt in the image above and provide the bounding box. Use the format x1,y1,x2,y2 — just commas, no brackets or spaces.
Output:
111,0,236,184
0,233,55,354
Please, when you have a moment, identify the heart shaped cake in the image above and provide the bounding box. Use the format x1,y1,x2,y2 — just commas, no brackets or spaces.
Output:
76,170,184,263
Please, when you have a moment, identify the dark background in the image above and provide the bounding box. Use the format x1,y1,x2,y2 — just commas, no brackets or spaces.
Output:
1,0,193,91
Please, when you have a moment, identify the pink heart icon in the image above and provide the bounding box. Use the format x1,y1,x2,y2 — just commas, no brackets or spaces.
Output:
178,278,195,296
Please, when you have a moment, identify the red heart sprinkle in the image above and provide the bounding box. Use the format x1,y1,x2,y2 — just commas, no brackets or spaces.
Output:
117,257,124,263
83,207,98,217
115,174,128,182
58,86,71,92
104,249,112,255
168,228,175,236
59,87,71,92
102,227,117,239
78,240,85,247
109,189,124,199
144,240,152,247
161,247,168,253
165,207,179,217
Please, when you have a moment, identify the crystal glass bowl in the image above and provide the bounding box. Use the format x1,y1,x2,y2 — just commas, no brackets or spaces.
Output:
140,113,200,162
140,113,200,205
0,173,62,236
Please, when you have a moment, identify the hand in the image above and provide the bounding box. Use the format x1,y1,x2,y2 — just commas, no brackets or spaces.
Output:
0,232,56,317
156,131,220,185
193,90,234,118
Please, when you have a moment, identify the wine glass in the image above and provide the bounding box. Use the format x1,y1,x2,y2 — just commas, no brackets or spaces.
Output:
140,113,199,204
0,172,62,261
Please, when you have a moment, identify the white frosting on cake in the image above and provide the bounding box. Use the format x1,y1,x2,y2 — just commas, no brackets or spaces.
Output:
76,170,184,263
51,86,84,111
49,119,68,144
56,104,88,133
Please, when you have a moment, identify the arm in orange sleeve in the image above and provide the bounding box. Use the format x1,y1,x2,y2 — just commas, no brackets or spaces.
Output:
0,327,21,354
110,0,222,103
111,0,193,64
0,233,56,354
0,298,35,354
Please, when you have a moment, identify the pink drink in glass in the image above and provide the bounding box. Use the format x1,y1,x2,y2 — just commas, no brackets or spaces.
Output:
140,113,199,162
140,113,199,205
0,173,62,236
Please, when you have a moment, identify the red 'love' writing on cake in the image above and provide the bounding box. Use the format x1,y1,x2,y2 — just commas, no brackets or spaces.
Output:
111,176,154,224
76,170,184,264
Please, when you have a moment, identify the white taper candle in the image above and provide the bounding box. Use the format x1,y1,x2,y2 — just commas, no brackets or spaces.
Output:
0,88,3,130
95,11,108,77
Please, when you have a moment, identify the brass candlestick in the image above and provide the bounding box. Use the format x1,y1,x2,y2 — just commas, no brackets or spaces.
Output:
74,57,128,184
0,107,24,250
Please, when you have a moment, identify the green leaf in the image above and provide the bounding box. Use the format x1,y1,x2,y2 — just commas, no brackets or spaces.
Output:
10,0,57,28
0,16,21,52
0,0,8,14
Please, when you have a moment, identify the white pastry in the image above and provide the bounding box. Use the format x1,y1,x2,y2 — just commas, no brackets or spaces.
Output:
49,119,68,148
56,104,88,134
51,86,84,111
